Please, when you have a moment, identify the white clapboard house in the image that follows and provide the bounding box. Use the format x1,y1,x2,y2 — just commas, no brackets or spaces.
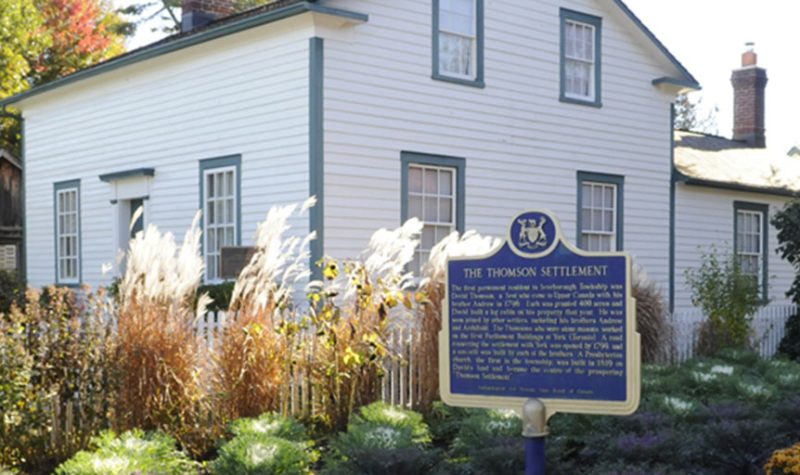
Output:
4,0,790,318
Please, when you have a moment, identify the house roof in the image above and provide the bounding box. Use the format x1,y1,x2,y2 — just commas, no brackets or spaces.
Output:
674,130,800,196
0,0,696,108
0,0,367,108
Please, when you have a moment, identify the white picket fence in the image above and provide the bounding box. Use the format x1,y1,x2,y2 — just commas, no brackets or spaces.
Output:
195,311,421,412
194,305,795,410
668,305,794,363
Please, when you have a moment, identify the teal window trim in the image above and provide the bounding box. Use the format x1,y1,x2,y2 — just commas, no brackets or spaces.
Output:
99,167,155,183
53,179,81,286
401,152,466,232
576,171,623,250
309,37,324,280
432,0,485,89
199,155,242,282
560,8,602,108
733,201,769,300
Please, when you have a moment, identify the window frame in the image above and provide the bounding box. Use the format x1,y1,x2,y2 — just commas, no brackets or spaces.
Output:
560,8,602,108
199,155,242,283
401,152,466,272
53,179,81,285
432,0,485,88
733,201,769,300
576,171,623,251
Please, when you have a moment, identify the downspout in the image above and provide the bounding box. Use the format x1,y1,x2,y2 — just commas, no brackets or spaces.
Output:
668,104,676,314
0,107,26,284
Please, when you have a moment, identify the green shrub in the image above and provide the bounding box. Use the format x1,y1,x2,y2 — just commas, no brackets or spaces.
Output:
55,430,197,475
322,402,439,475
684,247,763,355
0,287,116,472
198,281,235,312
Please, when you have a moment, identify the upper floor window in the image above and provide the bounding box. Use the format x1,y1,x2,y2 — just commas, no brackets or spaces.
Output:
401,152,465,274
577,172,623,252
560,9,602,107
734,201,768,299
433,0,484,88
54,180,81,284
200,155,241,282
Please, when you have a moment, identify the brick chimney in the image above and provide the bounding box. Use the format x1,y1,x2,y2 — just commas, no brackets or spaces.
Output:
182,0,235,32
731,43,768,148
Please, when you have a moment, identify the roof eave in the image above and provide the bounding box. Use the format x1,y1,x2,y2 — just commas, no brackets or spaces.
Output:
673,168,797,198
0,1,368,108
653,77,701,94
611,0,700,90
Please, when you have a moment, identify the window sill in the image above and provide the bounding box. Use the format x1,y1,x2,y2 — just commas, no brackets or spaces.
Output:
432,73,485,89
560,95,602,108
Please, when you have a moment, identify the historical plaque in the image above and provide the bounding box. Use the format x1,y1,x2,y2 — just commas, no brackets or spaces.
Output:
439,210,640,416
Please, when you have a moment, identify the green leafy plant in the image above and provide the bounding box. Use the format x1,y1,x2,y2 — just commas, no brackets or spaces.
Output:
55,430,197,475
211,413,316,474
684,247,763,355
322,402,439,475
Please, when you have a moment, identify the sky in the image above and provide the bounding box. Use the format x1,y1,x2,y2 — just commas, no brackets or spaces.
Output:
115,0,799,152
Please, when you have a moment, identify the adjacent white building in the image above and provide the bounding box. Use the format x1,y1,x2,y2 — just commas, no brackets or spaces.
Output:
7,0,792,316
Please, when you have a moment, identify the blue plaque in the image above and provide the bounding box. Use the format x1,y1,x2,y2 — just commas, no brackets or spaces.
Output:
439,210,640,416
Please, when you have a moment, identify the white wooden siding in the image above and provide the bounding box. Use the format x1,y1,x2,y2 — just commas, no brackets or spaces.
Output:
23,16,315,288
321,0,677,295
674,183,793,310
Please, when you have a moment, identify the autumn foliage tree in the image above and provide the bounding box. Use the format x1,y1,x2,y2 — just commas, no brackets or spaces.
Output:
29,0,126,84
0,0,126,152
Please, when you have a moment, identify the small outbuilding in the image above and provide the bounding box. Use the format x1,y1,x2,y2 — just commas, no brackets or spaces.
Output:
0,148,22,277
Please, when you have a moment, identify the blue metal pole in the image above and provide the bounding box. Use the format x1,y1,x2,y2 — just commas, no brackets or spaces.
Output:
525,435,546,475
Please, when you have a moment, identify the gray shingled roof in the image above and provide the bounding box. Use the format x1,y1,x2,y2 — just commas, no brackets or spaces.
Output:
674,130,800,195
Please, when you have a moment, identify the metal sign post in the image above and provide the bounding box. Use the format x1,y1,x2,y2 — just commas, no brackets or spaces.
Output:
522,399,548,475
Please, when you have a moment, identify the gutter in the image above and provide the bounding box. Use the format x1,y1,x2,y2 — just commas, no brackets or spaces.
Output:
673,168,798,198
0,1,368,108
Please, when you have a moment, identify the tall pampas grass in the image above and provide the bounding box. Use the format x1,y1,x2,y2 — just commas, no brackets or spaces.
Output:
632,264,670,363
114,212,215,456
304,219,422,430
415,230,500,413
214,199,315,421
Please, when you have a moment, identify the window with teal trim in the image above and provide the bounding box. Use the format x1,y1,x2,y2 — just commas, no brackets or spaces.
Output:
734,201,768,299
199,156,241,282
433,0,484,87
577,172,623,251
54,180,81,284
402,152,465,273
560,9,602,107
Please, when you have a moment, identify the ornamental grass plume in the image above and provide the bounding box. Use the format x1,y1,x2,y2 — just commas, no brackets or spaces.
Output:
414,231,500,413
114,213,216,456
214,199,315,421
304,219,422,431
631,264,671,364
